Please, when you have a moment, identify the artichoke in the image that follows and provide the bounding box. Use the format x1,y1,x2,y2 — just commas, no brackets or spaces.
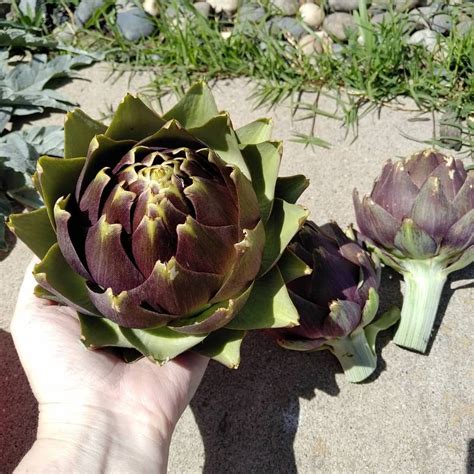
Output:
353,149,473,353
272,222,400,383
9,83,310,367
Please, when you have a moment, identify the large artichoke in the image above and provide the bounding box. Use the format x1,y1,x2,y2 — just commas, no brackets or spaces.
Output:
353,149,474,353
9,83,309,367
272,222,400,383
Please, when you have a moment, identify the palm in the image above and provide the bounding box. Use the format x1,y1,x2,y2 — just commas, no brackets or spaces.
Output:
12,264,208,423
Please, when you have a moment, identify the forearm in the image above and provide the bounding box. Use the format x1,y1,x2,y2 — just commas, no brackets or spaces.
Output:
16,403,171,473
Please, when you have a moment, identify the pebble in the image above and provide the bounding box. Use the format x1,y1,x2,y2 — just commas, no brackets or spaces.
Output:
323,12,357,41
328,0,358,12
194,2,211,17
299,34,319,55
238,3,266,22
371,0,420,12
371,12,391,25
269,16,306,39
298,33,331,55
75,0,105,25
116,6,155,41
299,3,325,28
407,29,438,52
456,19,473,37
430,13,452,34
270,0,299,16
207,0,239,14
142,0,158,16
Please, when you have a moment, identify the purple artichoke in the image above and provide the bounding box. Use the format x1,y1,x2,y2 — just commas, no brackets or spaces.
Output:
9,83,309,367
353,149,474,353
272,222,400,383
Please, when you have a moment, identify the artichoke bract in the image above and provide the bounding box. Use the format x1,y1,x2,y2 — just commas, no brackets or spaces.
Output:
9,83,310,367
353,149,474,353
271,222,400,383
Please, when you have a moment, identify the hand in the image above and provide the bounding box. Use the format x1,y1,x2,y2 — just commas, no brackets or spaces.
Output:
11,261,209,473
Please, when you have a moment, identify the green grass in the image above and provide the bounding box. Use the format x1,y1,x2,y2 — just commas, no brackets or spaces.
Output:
12,0,474,151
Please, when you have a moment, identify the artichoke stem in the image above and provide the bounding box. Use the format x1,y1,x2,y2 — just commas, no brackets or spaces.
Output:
329,331,377,383
394,259,447,353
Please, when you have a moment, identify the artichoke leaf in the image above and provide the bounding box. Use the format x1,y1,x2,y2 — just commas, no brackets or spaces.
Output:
33,284,62,303
7,207,56,259
364,306,401,353
241,141,281,223
275,175,310,204
445,245,474,275
79,313,135,350
210,221,265,303
105,94,166,141
277,337,327,352
64,109,107,159
278,247,311,283
394,218,437,259
259,198,309,276
76,135,136,196
120,326,207,364
236,118,273,145
189,114,251,180
194,328,246,368
360,287,379,327
36,156,85,225
169,284,253,335
227,266,300,330
34,243,100,317
163,82,219,129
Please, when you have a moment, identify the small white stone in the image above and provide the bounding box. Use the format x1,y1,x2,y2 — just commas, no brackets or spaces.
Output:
207,0,239,14
299,34,318,55
299,3,325,28
221,30,232,39
142,0,159,16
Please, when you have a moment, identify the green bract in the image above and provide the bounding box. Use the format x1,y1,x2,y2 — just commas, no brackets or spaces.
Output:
8,83,309,367
354,149,474,353
271,222,400,383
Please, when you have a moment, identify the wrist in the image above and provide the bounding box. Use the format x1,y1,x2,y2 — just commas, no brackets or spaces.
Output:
18,400,171,473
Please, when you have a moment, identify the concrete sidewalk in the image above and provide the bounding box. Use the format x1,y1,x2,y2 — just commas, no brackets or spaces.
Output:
0,64,472,473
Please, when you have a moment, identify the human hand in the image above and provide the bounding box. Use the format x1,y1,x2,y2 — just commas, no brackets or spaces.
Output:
11,261,209,473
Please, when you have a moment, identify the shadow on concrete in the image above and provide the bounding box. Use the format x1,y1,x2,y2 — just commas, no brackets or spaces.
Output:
427,264,474,355
191,266,402,473
0,330,38,473
467,439,474,474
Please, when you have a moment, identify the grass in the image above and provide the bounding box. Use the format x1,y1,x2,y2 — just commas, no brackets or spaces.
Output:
8,0,474,152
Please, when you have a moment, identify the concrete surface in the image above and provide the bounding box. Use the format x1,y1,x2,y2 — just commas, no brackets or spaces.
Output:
0,64,472,473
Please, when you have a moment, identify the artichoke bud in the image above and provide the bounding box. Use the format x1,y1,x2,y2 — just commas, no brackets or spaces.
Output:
8,83,309,367
354,149,474,353
271,221,400,383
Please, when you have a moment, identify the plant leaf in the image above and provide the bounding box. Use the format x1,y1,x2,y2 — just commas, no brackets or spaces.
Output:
36,156,85,224
260,198,309,276
364,306,401,353
275,175,310,204
64,109,106,159
236,118,273,145
194,329,246,368
7,207,56,259
189,114,251,180
105,94,165,141
33,243,99,316
120,326,207,363
163,82,219,129
227,266,300,330
241,141,281,222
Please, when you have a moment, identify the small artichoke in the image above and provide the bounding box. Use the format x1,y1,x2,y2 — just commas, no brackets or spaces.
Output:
272,222,400,383
353,149,474,353
9,83,309,367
